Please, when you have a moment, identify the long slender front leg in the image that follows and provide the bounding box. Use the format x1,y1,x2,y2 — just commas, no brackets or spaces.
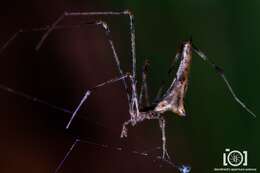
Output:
66,74,129,129
34,10,140,135
33,11,133,109
0,20,129,106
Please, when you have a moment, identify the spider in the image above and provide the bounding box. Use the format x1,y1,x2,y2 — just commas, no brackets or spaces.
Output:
0,9,256,173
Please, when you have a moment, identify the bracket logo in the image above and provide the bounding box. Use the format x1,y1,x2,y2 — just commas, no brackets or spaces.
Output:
223,148,247,167
213,148,257,172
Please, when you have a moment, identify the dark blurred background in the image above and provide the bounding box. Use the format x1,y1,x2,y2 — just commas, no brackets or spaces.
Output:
0,0,259,173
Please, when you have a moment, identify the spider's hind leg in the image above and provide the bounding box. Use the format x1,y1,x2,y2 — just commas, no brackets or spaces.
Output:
159,116,170,160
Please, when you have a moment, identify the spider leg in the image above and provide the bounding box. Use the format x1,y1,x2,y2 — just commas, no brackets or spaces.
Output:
34,11,130,79
159,117,170,160
160,51,183,100
66,74,129,129
60,10,139,139
119,15,140,139
62,11,139,130
153,81,166,103
35,10,136,84
139,59,150,108
192,44,256,118
0,19,133,120
0,23,101,55
35,11,130,50
1,10,140,135
168,52,181,75
152,53,181,105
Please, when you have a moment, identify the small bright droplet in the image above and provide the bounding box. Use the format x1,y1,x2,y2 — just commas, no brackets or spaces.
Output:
178,165,191,173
